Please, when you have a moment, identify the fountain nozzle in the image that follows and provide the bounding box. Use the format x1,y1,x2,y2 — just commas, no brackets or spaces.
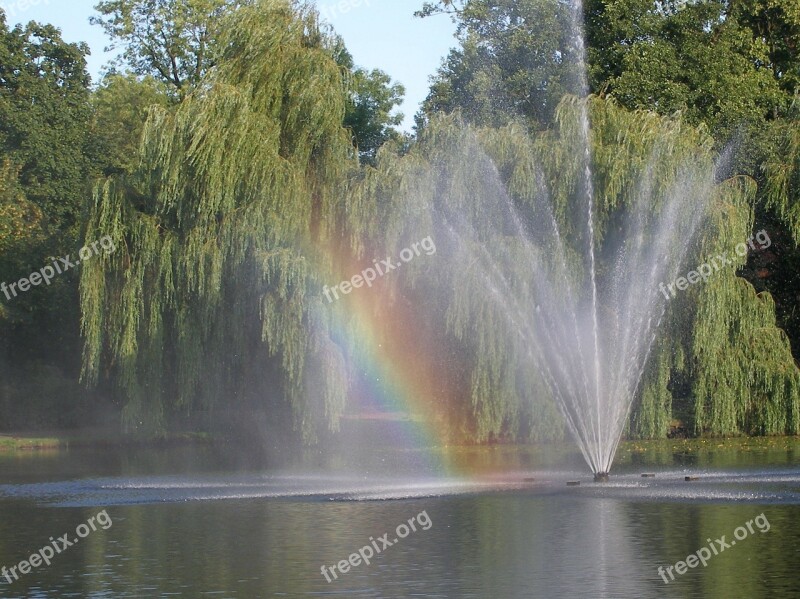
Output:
593,472,610,482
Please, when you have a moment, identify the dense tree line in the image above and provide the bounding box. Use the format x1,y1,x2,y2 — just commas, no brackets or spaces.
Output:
419,0,800,358
418,0,800,438
1,0,798,442
0,0,403,431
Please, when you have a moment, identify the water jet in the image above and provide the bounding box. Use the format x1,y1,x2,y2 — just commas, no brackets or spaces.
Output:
412,1,719,482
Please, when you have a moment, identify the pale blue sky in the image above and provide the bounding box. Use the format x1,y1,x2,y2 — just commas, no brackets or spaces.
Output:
0,0,458,131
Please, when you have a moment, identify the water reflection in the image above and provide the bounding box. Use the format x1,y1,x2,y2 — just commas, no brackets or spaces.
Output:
0,442,797,598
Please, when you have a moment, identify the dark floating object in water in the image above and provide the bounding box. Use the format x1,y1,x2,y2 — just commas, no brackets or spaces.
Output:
685,476,700,481
641,473,656,478
593,472,610,482
566,481,581,486
523,477,536,483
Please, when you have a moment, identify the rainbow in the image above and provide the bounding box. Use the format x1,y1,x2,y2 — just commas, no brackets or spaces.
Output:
319,242,465,476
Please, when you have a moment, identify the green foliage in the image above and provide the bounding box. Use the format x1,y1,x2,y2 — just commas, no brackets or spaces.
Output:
344,68,405,165
81,0,356,438
588,0,787,140
731,0,800,95
352,96,800,441
89,73,171,175
0,17,92,234
93,2,406,163
91,0,244,99
0,160,42,260
417,0,584,130
635,173,800,437
329,38,406,165
0,15,97,430
422,0,798,136
413,0,800,443
0,160,43,323
764,104,800,243
0,0,792,445
0,14,91,367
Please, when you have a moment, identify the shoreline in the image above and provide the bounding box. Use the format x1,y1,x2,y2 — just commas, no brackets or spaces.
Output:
0,431,214,452
0,430,796,453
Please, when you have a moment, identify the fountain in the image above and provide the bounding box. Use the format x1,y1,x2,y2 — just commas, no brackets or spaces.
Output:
411,103,720,479
404,0,721,480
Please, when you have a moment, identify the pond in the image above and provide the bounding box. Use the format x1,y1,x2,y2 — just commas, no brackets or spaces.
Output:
0,435,798,598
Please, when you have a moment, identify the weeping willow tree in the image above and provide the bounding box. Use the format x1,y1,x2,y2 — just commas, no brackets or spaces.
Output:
633,176,800,438
634,100,800,438
80,0,356,439
764,107,800,243
346,95,800,442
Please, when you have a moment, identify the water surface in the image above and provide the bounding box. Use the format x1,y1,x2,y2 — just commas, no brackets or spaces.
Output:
0,438,797,598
